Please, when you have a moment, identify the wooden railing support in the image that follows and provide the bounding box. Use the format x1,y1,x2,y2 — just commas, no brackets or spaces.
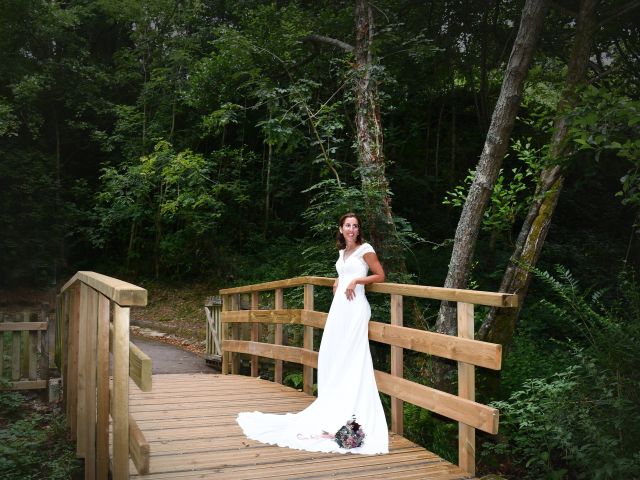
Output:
57,272,151,480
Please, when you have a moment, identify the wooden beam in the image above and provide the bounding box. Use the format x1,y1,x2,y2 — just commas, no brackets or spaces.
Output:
223,310,501,369
219,276,517,307
223,340,319,368
0,322,48,331
302,285,314,395
250,292,259,378
368,322,502,370
112,304,130,480
390,294,404,435
458,302,476,476
274,289,284,384
374,371,499,434
129,414,150,475
96,294,110,480
129,340,153,392
61,272,147,307
0,379,47,390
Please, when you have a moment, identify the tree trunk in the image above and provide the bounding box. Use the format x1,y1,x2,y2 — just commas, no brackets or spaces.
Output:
353,0,403,272
432,0,549,390
479,0,601,348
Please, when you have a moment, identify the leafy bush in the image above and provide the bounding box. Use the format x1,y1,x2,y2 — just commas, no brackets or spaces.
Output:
482,267,640,479
0,390,81,479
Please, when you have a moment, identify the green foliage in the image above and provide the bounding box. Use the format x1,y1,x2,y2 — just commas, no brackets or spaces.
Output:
0,390,80,480
443,139,542,243
483,267,640,479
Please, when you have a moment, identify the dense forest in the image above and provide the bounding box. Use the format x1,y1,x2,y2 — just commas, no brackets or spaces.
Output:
2,0,639,477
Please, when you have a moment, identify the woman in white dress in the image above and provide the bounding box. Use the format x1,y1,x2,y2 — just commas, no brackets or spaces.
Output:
236,213,389,454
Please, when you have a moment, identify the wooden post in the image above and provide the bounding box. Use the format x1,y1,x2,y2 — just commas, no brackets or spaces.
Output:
76,283,89,458
112,304,130,480
303,284,314,395
82,287,98,479
251,292,259,377
274,288,284,384
457,302,475,476
67,284,80,438
21,312,30,379
96,294,110,480
221,295,229,375
390,294,404,434
231,294,240,375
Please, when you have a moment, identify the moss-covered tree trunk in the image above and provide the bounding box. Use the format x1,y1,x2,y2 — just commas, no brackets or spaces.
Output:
479,0,601,349
353,0,404,272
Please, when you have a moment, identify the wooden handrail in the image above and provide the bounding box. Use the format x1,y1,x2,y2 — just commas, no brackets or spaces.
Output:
61,271,147,307
219,275,517,307
219,277,517,477
57,272,151,480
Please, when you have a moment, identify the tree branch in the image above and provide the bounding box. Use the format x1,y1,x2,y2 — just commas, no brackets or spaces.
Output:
599,0,640,27
302,34,354,52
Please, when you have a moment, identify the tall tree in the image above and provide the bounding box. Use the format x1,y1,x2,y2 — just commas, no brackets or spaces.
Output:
434,0,550,349
478,0,603,346
353,0,404,269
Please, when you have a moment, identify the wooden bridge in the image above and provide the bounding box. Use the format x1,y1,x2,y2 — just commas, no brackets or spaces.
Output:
51,272,517,479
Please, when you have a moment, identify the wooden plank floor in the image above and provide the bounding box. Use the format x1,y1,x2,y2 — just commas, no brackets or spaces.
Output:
128,374,475,479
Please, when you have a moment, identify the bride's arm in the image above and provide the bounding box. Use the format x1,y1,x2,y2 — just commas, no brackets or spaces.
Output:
344,253,385,300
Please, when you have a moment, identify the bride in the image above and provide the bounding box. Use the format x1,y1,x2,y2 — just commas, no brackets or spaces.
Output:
236,213,389,454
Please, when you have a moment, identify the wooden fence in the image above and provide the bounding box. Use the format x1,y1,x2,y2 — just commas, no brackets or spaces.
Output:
219,276,517,477
57,272,153,480
0,306,53,390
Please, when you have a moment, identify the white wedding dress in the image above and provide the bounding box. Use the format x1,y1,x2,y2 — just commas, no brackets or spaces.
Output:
236,243,389,454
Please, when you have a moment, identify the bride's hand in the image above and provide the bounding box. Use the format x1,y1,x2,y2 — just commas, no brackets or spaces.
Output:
345,280,357,300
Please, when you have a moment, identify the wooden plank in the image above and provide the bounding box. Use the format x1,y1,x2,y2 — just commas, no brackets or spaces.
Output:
85,287,99,480
76,283,89,459
223,340,318,367
0,322,48,331
129,414,150,475
96,294,110,480
221,295,229,375
21,312,30,378
220,275,517,308
302,284,314,395
112,304,130,480
0,379,47,390
130,340,153,392
274,289,284,384
61,272,147,307
28,330,37,380
68,284,81,439
12,331,20,380
375,370,498,434
390,294,404,435
457,302,476,477
223,310,500,369
122,374,474,480
230,295,240,375
368,322,502,370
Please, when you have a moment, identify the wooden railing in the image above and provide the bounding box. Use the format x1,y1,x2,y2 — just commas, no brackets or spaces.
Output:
219,276,517,477
0,306,53,391
57,272,152,480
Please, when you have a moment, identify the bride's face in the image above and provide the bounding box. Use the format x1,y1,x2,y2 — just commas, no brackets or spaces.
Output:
340,217,360,246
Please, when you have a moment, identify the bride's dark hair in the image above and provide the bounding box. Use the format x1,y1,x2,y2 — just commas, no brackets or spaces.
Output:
336,212,364,249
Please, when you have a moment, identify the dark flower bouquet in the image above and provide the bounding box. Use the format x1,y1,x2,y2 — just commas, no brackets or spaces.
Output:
297,415,365,449
333,415,365,449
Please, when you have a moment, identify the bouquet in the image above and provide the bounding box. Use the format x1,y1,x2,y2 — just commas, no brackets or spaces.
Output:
297,415,366,449
332,415,365,449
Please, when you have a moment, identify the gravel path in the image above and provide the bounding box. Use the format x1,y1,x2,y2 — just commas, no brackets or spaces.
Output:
131,336,218,375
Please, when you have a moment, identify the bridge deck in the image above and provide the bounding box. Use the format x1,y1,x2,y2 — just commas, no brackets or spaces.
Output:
128,373,475,479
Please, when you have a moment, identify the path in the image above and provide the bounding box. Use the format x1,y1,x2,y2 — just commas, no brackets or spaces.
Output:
131,336,218,375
